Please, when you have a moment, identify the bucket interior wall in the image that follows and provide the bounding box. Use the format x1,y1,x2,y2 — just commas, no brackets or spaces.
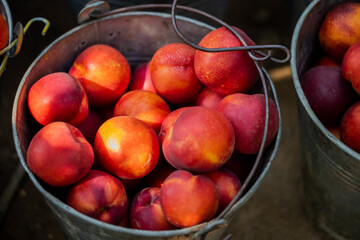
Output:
291,0,360,239
13,11,281,240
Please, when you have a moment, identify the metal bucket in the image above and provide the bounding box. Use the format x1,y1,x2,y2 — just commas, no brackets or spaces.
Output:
12,9,282,240
291,1,360,239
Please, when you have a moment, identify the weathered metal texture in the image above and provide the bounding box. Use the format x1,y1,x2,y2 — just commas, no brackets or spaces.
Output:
12,11,281,240
291,1,360,239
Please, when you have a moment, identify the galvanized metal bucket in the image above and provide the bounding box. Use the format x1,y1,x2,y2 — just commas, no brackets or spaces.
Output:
291,0,360,239
12,7,282,240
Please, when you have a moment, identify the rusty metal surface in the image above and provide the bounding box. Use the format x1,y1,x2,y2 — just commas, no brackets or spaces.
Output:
291,1,360,239
12,10,282,240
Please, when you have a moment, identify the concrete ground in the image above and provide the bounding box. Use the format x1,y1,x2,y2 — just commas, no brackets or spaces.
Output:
0,0,335,239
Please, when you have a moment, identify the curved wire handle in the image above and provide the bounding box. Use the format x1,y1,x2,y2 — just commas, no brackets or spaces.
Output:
0,17,50,77
168,1,288,238
0,17,50,56
79,1,290,239
170,2,290,64
168,2,289,239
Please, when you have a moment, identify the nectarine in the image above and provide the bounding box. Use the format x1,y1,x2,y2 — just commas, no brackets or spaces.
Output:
0,13,9,50
128,62,156,93
94,116,159,179
195,87,223,110
203,168,242,213
318,2,360,61
27,72,89,126
342,41,360,94
194,26,259,95
160,170,219,228
217,93,279,154
26,121,94,187
76,109,104,145
160,106,235,172
340,102,360,153
69,44,131,107
130,187,174,230
113,90,171,133
301,65,357,126
150,43,203,105
66,170,128,225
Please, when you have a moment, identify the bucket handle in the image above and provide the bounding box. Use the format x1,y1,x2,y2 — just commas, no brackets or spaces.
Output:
169,3,290,238
0,17,50,77
77,1,290,239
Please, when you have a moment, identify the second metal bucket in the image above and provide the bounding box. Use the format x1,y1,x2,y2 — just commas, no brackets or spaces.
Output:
291,0,360,239
12,7,282,240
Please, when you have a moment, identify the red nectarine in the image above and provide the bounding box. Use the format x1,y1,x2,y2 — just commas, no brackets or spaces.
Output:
27,72,89,126
0,13,9,50
195,87,223,110
342,41,360,94
26,122,94,187
160,170,219,228
194,26,259,95
66,170,128,225
69,44,131,107
217,93,279,154
76,109,104,145
130,187,174,230
340,102,360,153
160,106,235,172
94,116,159,179
128,62,156,93
113,90,171,133
150,43,203,105
301,65,358,126
203,168,242,213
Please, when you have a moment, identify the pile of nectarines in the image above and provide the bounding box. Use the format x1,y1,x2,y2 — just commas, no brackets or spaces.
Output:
300,2,360,153
25,25,279,230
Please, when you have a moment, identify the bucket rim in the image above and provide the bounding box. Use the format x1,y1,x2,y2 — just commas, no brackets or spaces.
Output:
290,0,360,162
12,10,281,237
